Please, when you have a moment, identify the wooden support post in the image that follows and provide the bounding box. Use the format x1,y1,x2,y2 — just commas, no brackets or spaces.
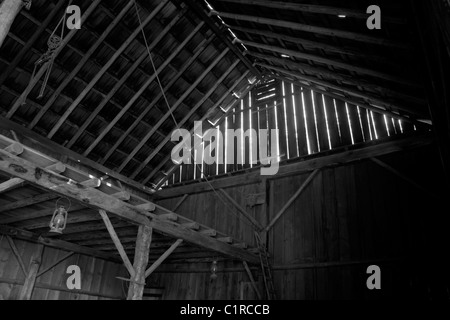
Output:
243,261,262,300
99,210,135,277
266,169,320,232
172,194,189,212
145,239,183,278
128,225,153,300
6,236,27,276
19,243,44,300
0,0,25,48
36,252,74,278
219,189,263,230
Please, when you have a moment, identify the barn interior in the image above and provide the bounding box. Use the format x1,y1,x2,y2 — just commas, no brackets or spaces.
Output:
0,0,449,300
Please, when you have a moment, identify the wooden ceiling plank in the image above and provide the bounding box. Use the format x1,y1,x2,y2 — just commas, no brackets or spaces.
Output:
118,48,231,175
131,59,242,179
0,149,259,264
28,0,135,131
45,0,169,139
5,0,102,120
249,51,426,106
211,10,407,49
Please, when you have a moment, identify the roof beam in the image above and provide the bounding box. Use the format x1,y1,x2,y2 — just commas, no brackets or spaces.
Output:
154,133,434,199
118,48,231,175
240,40,416,87
45,0,169,139
0,148,259,264
212,0,405,23
249,51,426,106
259,63,426,118
210,10,407,48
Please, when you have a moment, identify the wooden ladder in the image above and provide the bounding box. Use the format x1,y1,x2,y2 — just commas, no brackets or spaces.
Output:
255,232,277,300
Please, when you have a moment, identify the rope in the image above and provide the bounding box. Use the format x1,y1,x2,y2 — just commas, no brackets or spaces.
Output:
133,1,255,230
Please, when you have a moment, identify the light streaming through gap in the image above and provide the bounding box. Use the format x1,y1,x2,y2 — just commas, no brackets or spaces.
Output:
345,103,355,145
290,83,300,157
357,106,366,142
333,99,342,142
370,111,379,139
241,100,245,166
249,92,253,168
310,91,321,152
224,117,228,173
273,100,281,162
366,110,374,140
301,90,312,155
281,82,290,159
384,115,391,137
322,94,332,150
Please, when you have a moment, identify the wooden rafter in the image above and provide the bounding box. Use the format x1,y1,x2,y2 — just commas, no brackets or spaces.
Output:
240,40,416,87
118,48,231,175
210,10,407,48
43,0,169,139
183,0,262,77
213,0,405,23
97,34,216,164
260,63,426,118
249,51,426,106
68,13,197,151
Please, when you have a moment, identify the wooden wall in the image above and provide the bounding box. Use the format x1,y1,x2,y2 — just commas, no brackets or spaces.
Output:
155,144,449,300
0,238,126,300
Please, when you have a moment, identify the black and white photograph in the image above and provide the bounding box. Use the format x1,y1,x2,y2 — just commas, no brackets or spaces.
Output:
0,0,449,306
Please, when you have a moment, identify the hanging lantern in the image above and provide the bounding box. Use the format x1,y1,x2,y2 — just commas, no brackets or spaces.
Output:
210,260,218,280
49,198,70,234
